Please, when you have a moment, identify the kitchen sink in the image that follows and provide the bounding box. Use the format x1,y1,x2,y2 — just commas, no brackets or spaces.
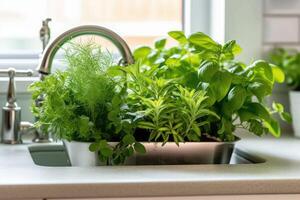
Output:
28,144,265,166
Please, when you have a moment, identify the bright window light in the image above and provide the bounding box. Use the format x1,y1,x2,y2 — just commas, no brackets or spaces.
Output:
0,0,183,53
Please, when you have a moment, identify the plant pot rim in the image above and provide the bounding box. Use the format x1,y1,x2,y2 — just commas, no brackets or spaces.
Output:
290,90,300,93
63,137,240,145
63,140,119,144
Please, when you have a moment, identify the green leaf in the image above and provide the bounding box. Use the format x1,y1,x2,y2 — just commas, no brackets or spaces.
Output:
99,140,108,149
137,121,156,129
199,83,216,106
112,95,122,107
154,38,167,50
238,109,257,122
168,31,188,45
272,102,284,112
133,46,152,60
191,123,201,136
249,119,264,136
246,102,271,122
210,71,232,101
189,32,221,52
123,146,134,156
89,143,99,152
263,118,281,138
248,78,272,100
222,40,242,57
122,134,136,145
248,60,273,82
280,112,292,123
238,103,271,123
271,64,285,83
108,110,118,121
217,118,233,138
100,147,113,157
198,61,219,82
134,142,146,154
227,86,247,111
98,140,114,157
78,115,90,137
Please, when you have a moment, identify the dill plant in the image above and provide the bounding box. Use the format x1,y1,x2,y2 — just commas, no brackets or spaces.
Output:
30,42,144,165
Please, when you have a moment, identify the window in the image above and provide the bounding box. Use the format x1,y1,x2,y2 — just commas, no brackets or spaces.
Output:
0,0,183,53
0,0,183,94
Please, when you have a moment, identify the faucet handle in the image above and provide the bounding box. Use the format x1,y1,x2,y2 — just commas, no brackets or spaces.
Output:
40,18,52,51
0,68,33,107
44,18,52,24
0,68,33,77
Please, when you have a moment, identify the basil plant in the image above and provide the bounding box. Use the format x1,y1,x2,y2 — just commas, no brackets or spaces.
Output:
117,31,291,143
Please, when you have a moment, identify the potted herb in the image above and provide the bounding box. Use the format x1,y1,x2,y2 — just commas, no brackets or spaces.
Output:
30,31,290,166
269,48,299,136
114,31,290,164
29,43,145,166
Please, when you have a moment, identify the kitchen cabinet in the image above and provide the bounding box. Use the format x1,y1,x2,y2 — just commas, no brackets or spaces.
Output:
52,195,300,200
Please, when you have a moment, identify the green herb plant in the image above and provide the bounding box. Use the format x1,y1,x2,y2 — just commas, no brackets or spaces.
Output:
29,42,145,165
121,63,219,144
124,31,291,142
269,48,300,91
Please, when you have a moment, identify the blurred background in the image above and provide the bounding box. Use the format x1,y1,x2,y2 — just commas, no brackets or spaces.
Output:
0,0,182,52
0,0,299,135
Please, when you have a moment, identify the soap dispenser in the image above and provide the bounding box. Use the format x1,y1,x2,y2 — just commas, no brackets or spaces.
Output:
0,68,33,144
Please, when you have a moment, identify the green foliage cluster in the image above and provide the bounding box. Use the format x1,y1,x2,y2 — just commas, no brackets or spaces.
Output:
269,48,300,91
29,43,145,165
126,31,290,141
119,63,220,144
29,31,291,165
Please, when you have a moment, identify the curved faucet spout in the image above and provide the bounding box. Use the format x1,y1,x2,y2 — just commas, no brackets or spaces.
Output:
37,25,134,75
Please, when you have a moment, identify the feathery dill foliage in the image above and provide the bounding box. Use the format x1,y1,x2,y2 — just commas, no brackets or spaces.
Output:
64,43,116,122
30,42,145,165
30,42,118,142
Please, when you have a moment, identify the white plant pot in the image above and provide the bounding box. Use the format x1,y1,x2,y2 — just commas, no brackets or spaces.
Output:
63,140,117,166
289,91,300,137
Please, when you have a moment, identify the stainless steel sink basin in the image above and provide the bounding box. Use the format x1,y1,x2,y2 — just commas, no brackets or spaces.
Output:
29,145,71,166
28,145,265,166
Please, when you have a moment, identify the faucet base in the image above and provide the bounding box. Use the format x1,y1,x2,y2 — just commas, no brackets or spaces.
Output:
32,137,53,143
2,140,22,144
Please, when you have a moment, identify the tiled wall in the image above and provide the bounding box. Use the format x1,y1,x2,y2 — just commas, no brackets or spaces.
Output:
264,0,300,50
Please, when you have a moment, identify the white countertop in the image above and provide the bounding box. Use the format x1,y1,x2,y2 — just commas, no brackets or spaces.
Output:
1,133,300,199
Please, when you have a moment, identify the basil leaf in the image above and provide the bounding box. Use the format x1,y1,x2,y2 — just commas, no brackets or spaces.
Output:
198,61,219,82
210,71,232,102
133,46,152,60
168,31,188,45
227,86,247,111
155,38,167,50
263,118,281,138
189,32,221,52
270,64,285,83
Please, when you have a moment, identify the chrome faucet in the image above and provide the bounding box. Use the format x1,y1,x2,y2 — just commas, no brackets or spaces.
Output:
0,68,33,144
35,25,134,142
40,18,52,51
38,25,134,76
